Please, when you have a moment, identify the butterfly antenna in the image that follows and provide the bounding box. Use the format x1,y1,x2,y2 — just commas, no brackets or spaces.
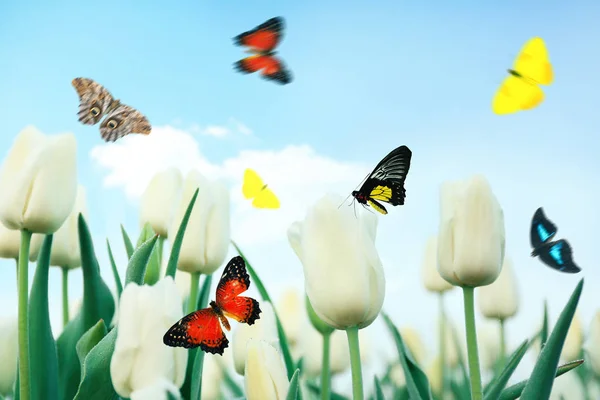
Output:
338,171,371,210
338,192,353,209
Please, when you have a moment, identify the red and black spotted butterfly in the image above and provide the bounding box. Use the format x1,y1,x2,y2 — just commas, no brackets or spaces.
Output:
163,256,261,355
233,16,293,85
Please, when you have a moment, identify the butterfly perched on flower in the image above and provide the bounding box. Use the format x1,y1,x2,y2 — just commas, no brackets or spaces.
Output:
242,168,280,209
492,37,553,114
351,145,412,215
163,256,261,355
233,17,293,85
530,207,581,273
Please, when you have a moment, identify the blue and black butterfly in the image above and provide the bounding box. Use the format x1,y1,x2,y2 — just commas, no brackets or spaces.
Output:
530,207,581,273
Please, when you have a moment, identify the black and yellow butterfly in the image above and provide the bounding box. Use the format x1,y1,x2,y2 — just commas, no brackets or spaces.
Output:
351,145,412,215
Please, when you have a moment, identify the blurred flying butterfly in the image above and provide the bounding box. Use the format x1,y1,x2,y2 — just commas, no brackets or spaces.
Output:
242,168,280,209
530,207,581,273
163,256,261,355
71,77,152,142
350,145,412,215
233,17,293,85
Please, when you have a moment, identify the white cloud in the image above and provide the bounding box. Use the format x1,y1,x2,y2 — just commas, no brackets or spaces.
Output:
230,118,253,136
202,125,230,138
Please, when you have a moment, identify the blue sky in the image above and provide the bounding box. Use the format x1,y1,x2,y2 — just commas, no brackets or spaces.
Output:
1,0,600,392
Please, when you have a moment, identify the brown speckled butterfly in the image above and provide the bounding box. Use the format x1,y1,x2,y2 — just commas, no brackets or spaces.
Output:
71,77,152,142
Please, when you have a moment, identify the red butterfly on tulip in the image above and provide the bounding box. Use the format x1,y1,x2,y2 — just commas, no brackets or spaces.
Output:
233,16,293,85
163,256,261,355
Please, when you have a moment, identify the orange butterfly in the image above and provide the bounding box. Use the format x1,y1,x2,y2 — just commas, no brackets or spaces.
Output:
163,256,261,355
233,17,293,85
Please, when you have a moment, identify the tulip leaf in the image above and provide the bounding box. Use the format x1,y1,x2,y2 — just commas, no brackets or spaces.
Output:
120,224,134,259
106,239,123,298
483,339,529,399
222,368,244,398
124,234,158,285
57,214,116,400
73,329,119,400
498,359,583,400
541,300,549,348
231,240,296,380
136,222,161,285
75,320,107,371
520,279,584,400
29,234,59,400
382,312,433,400
374,376,385,400
165,189,199,279
285,369,301,400
305,382,349,400
187,274,213,400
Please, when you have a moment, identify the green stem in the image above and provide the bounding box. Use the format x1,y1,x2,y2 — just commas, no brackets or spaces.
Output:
498,318,506,373
346,326,364,400
321,332,331,400
439,293,446,398
157,235,165,268
62,267,69,327
187,272,200,314
18,229,33,400
463,286,483,400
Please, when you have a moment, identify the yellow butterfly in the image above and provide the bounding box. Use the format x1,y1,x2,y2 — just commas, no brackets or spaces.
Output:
242,168,280,209
492,37,554,115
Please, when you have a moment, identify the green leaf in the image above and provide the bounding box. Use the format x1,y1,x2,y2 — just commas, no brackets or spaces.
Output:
520,279,584,400
185,274,213,400
73,329,119,400
231,240,295,380
285,369,301,400
29,234,59,400
165,189,199,278
305,381,349,400
124,234,158,285
498,359,584,400
106,239,123,299
382,312,432,400
136,223,161,286
483,339,529,399
541,300,549,348
57,215,116,400
374,376,385,400
120,224,134,259
75,320,107,375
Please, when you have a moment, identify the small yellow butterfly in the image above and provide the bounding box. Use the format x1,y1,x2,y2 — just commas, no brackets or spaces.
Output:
492,37,554,115
242,168,280,209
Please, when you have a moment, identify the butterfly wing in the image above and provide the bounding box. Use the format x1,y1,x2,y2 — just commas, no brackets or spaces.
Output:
99,102,152,142
538,239,581,273
530,207,558,248
233,17,284,53
252,188,280,209
234,54,293,85
492,75,544,114
163,308,229,354
513,37,553,85
215,256,261,325
71,77,115,125
242,168,266,200
356,145,412,208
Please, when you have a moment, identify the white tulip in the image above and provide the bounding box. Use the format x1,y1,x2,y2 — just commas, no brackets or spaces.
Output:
275,287,302,347
0,315,17,396
0,125,77,234
129,378,182,400
244,340,290,400
110,277,188,398
29,185,87,268
288,194,385,329
140,168,183,237
561,311,583,362
421,236,453,293
478,257,519,320
0,222,42,260
585,310,600,377
201,354,224,400
426,356,443,396
299,317,350,378
170,170,230,275
232,302,279,375
437,175,505,287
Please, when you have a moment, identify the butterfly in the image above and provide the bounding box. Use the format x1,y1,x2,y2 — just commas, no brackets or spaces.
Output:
71,77,152,142
242,168,280,209
530,207,581,273
351,145,412,215
233,17,293,85
163,256,261,355
492,37,554,114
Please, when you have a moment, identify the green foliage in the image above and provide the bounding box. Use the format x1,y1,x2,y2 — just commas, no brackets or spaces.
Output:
105,239,122,299
286,369,301,400
165,189,199,278
120,224,134,260
136,222,161,285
